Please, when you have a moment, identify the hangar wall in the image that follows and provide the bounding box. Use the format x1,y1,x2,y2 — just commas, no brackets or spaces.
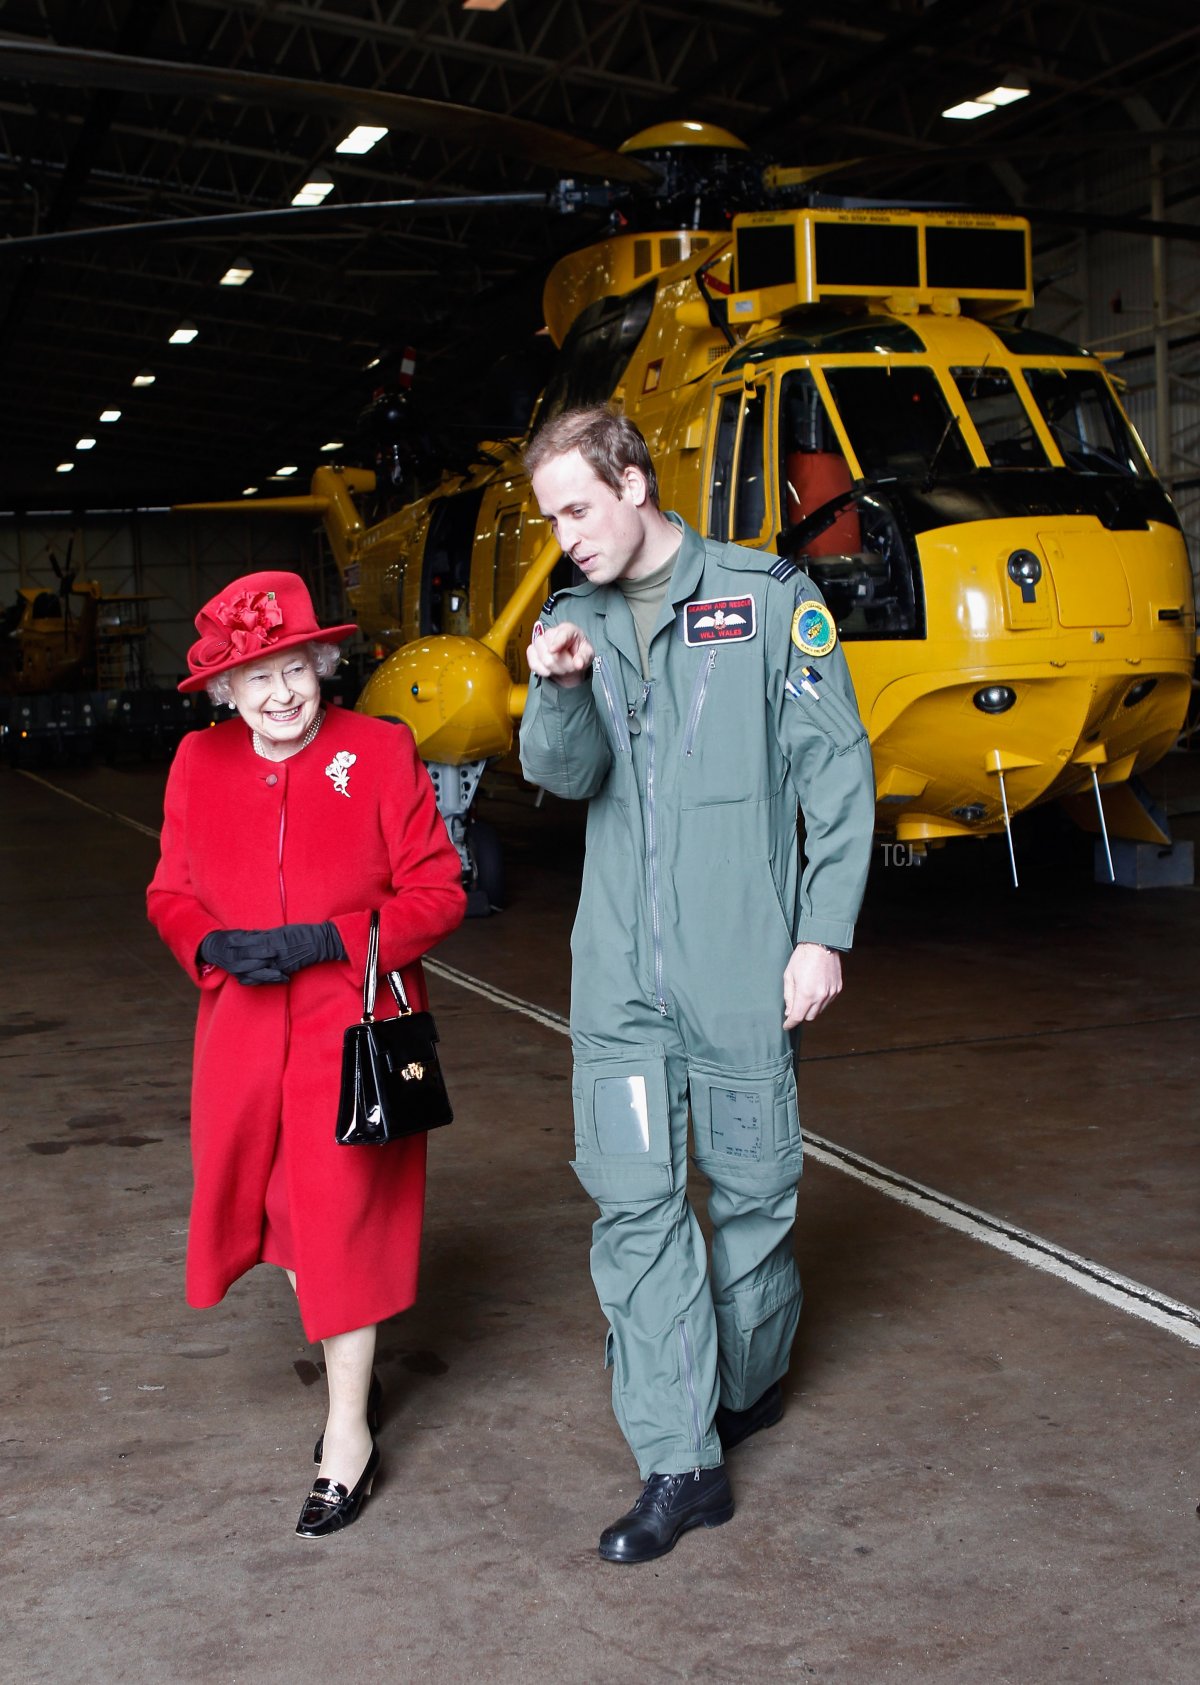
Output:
1032,149,1200,587
0,514,325,688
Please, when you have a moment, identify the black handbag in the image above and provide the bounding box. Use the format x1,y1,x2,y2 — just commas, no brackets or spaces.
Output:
335,911,453,1145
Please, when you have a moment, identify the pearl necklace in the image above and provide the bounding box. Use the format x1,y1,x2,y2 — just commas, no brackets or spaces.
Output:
252,708,323,761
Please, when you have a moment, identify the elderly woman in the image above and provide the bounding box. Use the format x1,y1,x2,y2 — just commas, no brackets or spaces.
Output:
148,570,465,1538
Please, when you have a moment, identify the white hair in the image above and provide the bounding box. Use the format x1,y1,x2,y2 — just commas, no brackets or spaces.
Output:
206,639,342,707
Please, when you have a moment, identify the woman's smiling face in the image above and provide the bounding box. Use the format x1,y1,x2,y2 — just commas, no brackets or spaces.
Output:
227,646,321,758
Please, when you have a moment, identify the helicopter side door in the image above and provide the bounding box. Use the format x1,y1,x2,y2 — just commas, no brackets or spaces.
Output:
704,376,775,548
777,367,923,639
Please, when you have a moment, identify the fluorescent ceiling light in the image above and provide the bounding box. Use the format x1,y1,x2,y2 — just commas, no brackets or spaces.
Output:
132,369,155,387
463,0,508,9
364,356,381,370
943,82,1029,120
169,320,199,344
320,439,344,451
99,409,122,422
291,175,334,207
273,465,299,477
219,263,254,286
242,486,258,496
336,126,388,155
982,83,1029,106
56,461,74,473
75,437,97,450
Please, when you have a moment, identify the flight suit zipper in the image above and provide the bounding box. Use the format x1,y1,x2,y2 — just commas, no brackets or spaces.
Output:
593,655,630,752
643,680,668,1016
681,648,718,758
677,1318,703,1456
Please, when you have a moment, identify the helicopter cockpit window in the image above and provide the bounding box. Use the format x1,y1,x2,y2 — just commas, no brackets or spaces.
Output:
421,488,484,636
708,387,769,543
1021,368,1149,477
821,365,973,484
538,281,657,421
951,367,1049,469
708,392,740,539
777,369,920,640
733,388,766,540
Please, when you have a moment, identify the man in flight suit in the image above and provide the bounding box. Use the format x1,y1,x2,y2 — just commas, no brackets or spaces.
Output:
520,406,875,1564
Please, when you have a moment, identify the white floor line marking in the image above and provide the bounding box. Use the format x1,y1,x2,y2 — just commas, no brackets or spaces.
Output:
801,1136,1200,1347
428,961,1200,1349
424,958,571,1033
24,772,1200,1347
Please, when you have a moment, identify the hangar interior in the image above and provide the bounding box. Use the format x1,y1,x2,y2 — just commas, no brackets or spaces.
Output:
2,4,1200,1682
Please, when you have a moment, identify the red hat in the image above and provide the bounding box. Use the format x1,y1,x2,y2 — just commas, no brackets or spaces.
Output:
179,570,357,693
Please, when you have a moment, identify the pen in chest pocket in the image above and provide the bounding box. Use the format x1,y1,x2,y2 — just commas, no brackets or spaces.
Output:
785,666,822,704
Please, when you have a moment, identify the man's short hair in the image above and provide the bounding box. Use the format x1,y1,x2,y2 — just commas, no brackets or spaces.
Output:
524,405,659,504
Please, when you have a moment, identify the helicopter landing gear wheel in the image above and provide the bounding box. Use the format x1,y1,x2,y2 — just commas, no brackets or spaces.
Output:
466,817,506,914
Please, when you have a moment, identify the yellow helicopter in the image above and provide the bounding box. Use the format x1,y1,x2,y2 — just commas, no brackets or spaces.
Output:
0,30,1191,899
178,121,1195,896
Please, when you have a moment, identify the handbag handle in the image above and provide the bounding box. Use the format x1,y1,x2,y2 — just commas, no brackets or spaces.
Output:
361,910,414,1022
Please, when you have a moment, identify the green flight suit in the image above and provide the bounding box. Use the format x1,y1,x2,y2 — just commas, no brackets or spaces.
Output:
520,515,875,1478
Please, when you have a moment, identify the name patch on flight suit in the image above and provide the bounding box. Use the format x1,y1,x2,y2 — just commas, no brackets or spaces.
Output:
681,595,757,646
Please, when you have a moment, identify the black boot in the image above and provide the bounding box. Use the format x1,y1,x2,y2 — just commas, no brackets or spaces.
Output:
598,1466,734,1564
715,1380,784,1451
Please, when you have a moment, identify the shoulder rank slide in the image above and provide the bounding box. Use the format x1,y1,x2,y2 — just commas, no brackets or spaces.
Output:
541,591,560,616
791,598,837,658
768,556,799,583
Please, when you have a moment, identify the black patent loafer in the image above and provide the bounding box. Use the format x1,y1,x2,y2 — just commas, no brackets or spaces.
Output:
314,1370,383,1464
598,1465,734,1564
715,1380,784,1452
295,1442,379,1539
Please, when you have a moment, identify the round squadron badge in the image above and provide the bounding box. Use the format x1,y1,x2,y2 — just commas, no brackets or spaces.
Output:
791,599,837,658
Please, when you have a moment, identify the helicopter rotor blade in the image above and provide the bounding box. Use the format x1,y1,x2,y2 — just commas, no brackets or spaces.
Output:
0,190,571,258
806,191,1200,245
0,35,659,186
768,128,1200,192
977,205,1200,245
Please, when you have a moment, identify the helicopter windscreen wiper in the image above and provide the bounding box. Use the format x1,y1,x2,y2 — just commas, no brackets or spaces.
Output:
1022,368,1149,478
920,410,964,491
821,366,973,487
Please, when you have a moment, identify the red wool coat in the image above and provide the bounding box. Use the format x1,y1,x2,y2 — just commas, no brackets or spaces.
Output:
147,709,466,1341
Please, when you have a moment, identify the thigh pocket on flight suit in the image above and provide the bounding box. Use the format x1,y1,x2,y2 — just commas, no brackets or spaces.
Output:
571,1046,674,1206
688,1052,803,1195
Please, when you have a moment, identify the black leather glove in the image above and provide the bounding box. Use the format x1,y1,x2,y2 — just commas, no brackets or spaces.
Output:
258,921,347,976
198,925,344,984
198,929,289,985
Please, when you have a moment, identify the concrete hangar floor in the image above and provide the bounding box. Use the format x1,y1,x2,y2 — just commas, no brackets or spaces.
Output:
3,746,1198,1685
